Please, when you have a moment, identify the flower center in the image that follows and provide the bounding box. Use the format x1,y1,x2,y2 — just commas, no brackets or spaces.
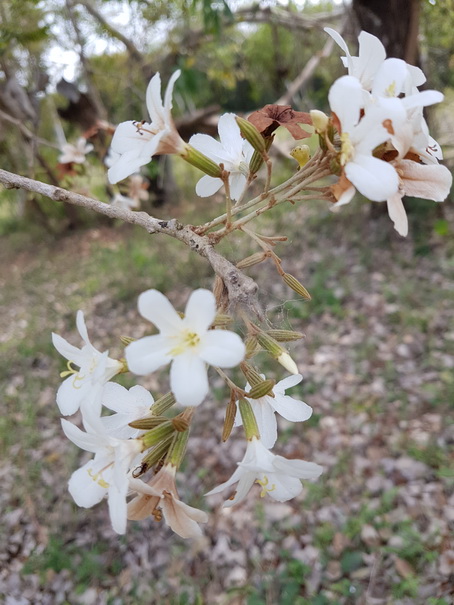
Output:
339,133,354,166
169,330,201,356
256,475,276,497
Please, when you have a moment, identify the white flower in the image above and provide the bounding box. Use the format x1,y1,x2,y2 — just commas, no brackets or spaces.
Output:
206,436,323,507
108,71,186,184
234,374,312,448
387,159,453,236
52,311,122,417
189,113,254,201
59,138,93,164
61,418,142,534
329,75,400,202
100,383,154,439
111,192,139,211
325,28,386,91
125,289,245,407
128,465,208,539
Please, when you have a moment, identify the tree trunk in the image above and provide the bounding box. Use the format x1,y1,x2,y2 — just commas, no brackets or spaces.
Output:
352,0,420,64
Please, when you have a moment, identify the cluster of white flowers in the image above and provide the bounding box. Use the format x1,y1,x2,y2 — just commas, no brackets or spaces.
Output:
325,28,452,236
53,289,321,537
51,28,451,539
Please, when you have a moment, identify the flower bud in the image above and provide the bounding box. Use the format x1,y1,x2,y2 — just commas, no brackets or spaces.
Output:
240,362,263,387
139,434,174,471
290,145,311,169
142,421,175,448
245,334,260,358
211,313,233,328
249,135,274,174
151,392,176,416
277,351,299,375
183,145,223,178
266,329,305,342
256,331,285,359
236,251,268,269
247,379,275,399
310,109,329,134
238,398,260,440
235,116,266,153
222,393,238,442
255,330,299,375
282,273,311,300
129,415,168,429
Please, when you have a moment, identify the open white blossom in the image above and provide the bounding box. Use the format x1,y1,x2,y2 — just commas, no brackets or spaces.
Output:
52,311,122,418
234,374,312,448
100,383,154,439
61,418,142,534
329,75,400,203
59,138,93,164
125,289,245,407
189,113,254,201
108,71,186,184
128,465,208,539
206,436,323,507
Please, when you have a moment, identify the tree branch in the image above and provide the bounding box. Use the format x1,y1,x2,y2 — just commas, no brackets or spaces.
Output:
0,169,262,318
75,0,144,66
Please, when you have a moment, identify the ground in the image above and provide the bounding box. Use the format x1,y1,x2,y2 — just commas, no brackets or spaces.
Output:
0,195,453,605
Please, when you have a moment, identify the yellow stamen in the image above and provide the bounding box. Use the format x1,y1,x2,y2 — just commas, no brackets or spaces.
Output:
59,360,78,378
88,468,110,489
169,331,201,356
256,475,276,497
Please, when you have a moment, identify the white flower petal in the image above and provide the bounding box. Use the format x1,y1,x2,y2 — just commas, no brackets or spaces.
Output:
265,473,304,502
345,155,399,201
229,172,247,202
249,399,277,449
163,70,181,113
68,461,107,507
56,375,91,416
125,334,172,375
387,194,408,237
101,382,132,413
184,289,216,333
328,76,364,133
108,481,128,534
223,473,257,507
399,160,453,201
61,419,103,452
274,374,303,392
195,174,222,198
170,354,208,406
51,332,85,366
218,113,243,154
199,330,245,368
273,456,324,479
108,150,150,184
272,394,312,423
137,289,182,333
189,133,228,163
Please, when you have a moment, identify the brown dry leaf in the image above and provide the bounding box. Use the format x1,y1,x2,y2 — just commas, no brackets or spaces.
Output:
395,556,416,578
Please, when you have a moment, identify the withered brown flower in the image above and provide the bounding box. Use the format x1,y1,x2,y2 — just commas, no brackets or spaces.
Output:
248,104,312,140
